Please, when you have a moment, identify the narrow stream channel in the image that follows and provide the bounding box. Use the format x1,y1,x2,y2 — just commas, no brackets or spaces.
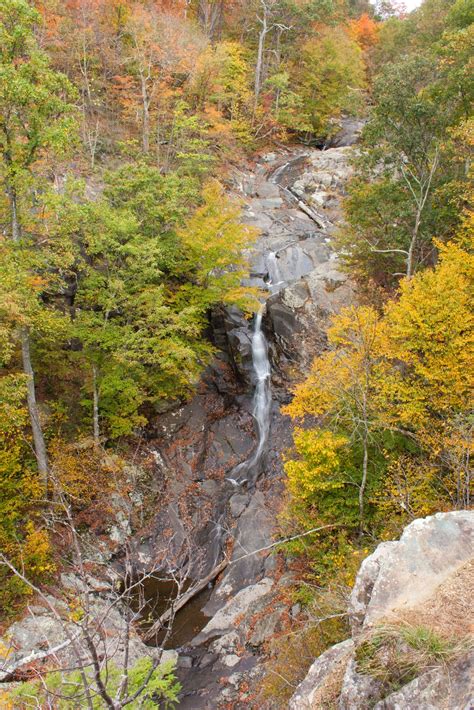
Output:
133,311,273,648
130,576,213,649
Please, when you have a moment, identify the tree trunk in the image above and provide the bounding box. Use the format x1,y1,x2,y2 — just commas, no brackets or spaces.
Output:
92,366,100,444
403,148,439,279
21,329,49,484
8,186,21,242
9,185,49,484
198,0,224,42
254,12,268,109
140,74,150,154
359,432,368,532
406,211,421,278
359,382,369,531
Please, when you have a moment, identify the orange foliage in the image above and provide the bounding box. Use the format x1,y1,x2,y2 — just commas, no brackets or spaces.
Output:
50,438,119,507
349,13,379,50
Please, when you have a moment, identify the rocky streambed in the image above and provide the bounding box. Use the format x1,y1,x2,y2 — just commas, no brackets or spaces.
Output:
124,137,359,708
1,128,359,708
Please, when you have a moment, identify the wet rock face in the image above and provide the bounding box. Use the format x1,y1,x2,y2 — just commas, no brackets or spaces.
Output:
289,511,474,710
209,145,356,390
210,306,254,387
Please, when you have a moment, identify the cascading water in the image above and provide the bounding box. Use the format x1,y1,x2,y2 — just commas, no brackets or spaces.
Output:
227,307,272,486
248,308,272,468
267,251,284,292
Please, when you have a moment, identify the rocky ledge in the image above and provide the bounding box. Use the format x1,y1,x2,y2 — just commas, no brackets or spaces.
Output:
290,511,474,710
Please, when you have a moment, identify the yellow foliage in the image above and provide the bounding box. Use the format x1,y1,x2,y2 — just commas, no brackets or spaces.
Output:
373,456,442,539
50,438,116,506
22,522,56,578
177,179,261,311
282,240,473,564
283,306,385,422
382,240,474,428
285,430,348,501
283,306,383,440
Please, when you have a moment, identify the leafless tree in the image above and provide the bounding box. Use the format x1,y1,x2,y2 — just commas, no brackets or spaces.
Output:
197,0,225,42
367,145,441,279
253,0,291,111
0,487,196,708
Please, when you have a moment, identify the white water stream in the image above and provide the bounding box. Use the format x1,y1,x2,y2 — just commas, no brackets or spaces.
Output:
227,307,272,486
267,251,284,291
248,308,272,468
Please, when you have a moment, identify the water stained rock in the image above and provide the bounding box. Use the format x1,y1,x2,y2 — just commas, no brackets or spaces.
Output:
123,136,359,708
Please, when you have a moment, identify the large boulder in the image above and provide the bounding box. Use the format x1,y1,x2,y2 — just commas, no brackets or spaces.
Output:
289,640,354,710
289,511,474,710
191,577,274,645
349,511,474,636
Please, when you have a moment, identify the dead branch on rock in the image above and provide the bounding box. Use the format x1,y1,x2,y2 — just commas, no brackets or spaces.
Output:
0,483,183,708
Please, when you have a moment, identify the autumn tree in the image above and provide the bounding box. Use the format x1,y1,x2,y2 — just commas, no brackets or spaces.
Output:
349,12,379,49
0,494,182,708
118,3,206,154
380,239,473,508
283,306,387,530
277,25,365,140
283,239,473,555
189,40,253,145
0,0,76,481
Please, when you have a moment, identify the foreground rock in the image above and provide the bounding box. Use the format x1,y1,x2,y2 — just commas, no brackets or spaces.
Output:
350,510,474,636
0,573,155,684
290,511,474,710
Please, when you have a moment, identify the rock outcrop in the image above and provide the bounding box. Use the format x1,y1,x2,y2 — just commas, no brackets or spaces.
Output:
349,510,474,637
290,511,474,710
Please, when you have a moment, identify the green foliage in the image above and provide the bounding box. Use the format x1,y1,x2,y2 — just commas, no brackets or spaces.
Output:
36,167,258,440
0,0,78,612
7,657,181,709
278,26,365,138
337,51,468,286
0,0,76,189
447,0,474,28
165,100,215,177
356,623,472,694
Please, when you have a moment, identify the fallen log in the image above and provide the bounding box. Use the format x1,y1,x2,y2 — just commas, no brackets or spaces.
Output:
144,524,341,642
144,558,228,641
0,637,76,683
281,186,330,229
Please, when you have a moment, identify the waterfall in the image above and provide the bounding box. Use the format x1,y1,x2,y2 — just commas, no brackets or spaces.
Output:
248,308,272,468
267,251,284,291
227,307,272,486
